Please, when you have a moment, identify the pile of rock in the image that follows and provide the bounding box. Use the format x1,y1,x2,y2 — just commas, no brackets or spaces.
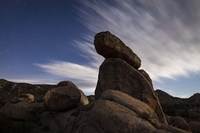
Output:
0,31,196,133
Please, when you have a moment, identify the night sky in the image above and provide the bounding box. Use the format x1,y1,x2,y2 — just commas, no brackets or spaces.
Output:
0,0,200,97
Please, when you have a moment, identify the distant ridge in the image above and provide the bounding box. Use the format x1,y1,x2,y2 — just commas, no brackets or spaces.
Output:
156,89,200,122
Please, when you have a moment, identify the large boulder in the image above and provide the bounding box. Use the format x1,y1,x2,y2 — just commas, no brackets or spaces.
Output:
44,81,88,111
95,58,167,124
84,99,188,133
57,80,89,106
99,90,191,133
100,90,159,125
94,31,141,69
87,99,157,133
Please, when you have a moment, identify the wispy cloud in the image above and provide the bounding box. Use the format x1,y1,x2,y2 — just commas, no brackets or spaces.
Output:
77,0,200,80
36,0,200,94
35,60,99,94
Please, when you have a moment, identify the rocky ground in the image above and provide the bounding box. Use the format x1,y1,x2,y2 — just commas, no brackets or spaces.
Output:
0,31,199,133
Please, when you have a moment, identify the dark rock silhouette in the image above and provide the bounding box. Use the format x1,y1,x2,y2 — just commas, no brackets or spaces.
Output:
0,31,198,133
156,89,200,122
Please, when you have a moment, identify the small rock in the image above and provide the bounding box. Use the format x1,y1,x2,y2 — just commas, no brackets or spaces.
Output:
11,93,34,103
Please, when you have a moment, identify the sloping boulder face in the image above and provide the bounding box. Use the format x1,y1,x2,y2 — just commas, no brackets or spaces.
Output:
100,90,159,124
57,80,73,87
95,58,167,124
79,89,89,106
44,81,88,111
87,99,157,133
94,31,141,69
138,69,153,87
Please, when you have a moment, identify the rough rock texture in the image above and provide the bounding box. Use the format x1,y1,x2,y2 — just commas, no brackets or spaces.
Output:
95,58,167,124
189,121,200,133
94,31,141,69
88,99,157,133
0,79,55,108
100,90,159,124
156,90,200,122
98,90,189,133
44,81,88,111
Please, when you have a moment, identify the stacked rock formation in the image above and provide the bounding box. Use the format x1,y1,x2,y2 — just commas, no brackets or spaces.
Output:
94,31,167,125
0,31,195,133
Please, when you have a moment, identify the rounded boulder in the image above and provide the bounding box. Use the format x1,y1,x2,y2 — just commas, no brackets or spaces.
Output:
44,81,87,111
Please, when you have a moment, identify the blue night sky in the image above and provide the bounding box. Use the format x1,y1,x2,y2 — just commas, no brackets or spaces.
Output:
0,0,200,97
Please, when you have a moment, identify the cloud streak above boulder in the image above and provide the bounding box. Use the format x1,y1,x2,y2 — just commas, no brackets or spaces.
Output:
36,0,200,95
78,0,200,80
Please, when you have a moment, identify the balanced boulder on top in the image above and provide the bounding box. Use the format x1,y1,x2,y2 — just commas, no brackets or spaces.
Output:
94,31,141,69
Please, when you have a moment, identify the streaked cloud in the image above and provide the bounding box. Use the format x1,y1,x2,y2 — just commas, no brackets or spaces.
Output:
35,61,98,95
36,0,200,95
78,0,200,80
